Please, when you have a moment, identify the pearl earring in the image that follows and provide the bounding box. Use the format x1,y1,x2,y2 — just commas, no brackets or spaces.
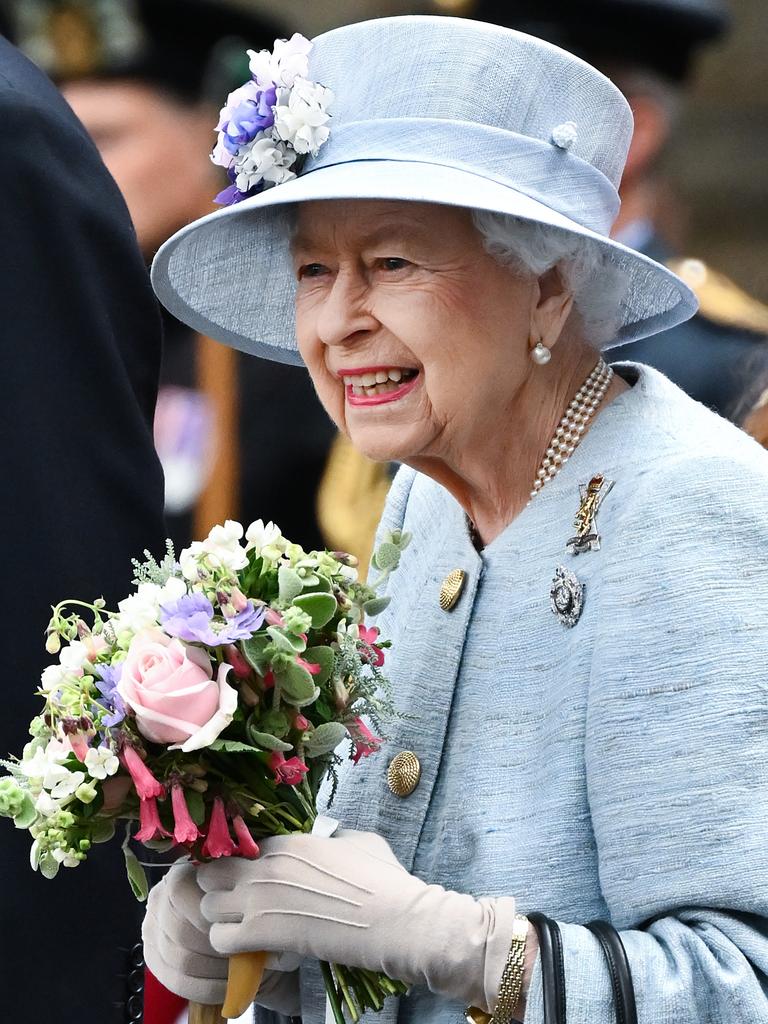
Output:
531,341,552,365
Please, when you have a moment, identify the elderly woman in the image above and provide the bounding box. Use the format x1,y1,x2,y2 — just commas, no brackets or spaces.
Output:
144,15,768,1024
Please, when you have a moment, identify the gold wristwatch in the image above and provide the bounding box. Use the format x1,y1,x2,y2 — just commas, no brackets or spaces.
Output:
466,914,529,1024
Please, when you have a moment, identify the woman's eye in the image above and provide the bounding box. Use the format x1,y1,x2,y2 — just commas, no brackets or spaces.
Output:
380,257,410,271
298,263,328,279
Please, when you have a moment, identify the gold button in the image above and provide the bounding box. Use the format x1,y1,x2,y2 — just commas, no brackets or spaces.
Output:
387,751,421,797
439,568,466,611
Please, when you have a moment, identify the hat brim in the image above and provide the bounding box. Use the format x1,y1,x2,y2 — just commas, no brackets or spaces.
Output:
151,159,698,366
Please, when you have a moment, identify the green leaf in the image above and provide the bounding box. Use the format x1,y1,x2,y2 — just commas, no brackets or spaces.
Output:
259,709,291,738
373,542,401,571
278,566,304,603
363,596,390,617
90,818,116,844
13,793,37,830
293,592,337,629
246,728,293,753
278,662,317,704
303,646,335,686
267,626,306,654
184,788,206,826
209,739,262,753
305,722,348,757
242,635,269,670
123,844,149,902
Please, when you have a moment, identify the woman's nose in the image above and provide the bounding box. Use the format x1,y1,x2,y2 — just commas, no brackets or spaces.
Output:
315,270,379,348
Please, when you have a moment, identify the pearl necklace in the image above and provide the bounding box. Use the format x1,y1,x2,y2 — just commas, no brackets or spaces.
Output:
530,358,613,500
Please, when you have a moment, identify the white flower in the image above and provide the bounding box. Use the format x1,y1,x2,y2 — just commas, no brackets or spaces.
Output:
34,791,61,818
245,519,283,555
45,765,85,800
181,520,249,579
40,641,90,692
551,121,578,150
40,664,66,693
113,582,162,636
84,746,119,781
52,848,80,867
273,77,333,156
248,33,312,88
20,738,69,783
158,576,187,605
233,135,297,193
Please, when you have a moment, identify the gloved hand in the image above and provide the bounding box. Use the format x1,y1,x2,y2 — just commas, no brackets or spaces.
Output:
198,829,517,1012
143,860,301,1014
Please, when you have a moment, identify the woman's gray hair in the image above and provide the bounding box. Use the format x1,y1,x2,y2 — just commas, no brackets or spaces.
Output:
472,210,630,346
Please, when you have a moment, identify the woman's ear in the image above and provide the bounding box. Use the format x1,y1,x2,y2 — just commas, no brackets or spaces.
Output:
530,267,574,351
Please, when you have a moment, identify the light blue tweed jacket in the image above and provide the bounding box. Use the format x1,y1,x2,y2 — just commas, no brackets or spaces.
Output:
288,365,768,1023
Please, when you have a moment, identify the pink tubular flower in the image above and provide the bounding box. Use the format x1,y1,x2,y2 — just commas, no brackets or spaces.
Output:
171,784,201,845
261,669,275,690
67,732,90,762
358,625,385,667
135,796,171,843
296,657,321,676
267,751,310,786
294,713,310,731
224,644,252,679
232,815,260,858
201,797,236,858
264,609,285,627
349,717,382,764
121,745,164,800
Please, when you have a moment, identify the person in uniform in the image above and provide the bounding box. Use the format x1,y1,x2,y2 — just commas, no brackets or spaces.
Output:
0,20,166,1024
445,0,768,423
10,0,352,557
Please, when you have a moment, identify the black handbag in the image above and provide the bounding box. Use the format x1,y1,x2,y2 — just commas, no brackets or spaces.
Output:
527,913,637,1024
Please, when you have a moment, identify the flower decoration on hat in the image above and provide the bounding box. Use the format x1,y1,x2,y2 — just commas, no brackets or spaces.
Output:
211,33,333,206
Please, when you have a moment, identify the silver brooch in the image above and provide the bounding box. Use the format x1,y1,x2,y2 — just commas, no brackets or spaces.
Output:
550,566,584,628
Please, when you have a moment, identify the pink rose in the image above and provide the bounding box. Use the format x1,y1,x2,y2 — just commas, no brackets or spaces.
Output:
117,628,237,752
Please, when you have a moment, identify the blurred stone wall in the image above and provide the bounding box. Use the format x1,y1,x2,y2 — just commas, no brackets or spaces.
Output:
245,0,767,301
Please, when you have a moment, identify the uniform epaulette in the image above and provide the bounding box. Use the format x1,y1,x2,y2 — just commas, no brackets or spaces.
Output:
668,258,768,336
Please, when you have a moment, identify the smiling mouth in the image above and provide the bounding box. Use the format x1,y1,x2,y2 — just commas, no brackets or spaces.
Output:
341,366,418,399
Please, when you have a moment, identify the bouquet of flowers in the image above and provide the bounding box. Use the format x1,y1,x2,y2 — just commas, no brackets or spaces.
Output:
0,518,411,1023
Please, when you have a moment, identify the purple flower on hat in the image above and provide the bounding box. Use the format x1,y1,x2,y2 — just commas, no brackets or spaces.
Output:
216,81,278,159
160,593,265,645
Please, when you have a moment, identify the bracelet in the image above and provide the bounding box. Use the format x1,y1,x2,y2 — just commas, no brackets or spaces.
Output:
466,914,529,1024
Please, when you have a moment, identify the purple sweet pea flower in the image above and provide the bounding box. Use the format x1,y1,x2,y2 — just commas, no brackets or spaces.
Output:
220,82,277,155
161,593,265,645
95,662,127,728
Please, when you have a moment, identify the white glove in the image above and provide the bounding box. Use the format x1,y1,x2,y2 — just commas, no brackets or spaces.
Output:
198,829,517,1011
143,861,301,1014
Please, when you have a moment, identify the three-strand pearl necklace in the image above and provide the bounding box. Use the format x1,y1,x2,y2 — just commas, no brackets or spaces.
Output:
530,358,613,501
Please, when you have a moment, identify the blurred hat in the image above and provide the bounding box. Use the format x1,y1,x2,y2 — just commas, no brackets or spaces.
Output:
4,0,289,102
151,16,696,364
446,0,730,80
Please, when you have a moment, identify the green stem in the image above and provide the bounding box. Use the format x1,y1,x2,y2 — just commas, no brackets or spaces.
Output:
335,965,361,1022
320,962,346,1024
357,971,383,1011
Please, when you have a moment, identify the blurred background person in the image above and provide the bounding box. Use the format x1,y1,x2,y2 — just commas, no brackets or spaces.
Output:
435,0,768,424
8,0,366,560
0,18,166,1024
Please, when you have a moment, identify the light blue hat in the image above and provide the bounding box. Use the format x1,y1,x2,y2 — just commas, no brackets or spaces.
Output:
151,15,697,365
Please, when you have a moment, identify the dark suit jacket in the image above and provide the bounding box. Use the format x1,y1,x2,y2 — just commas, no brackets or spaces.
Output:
0,37,166,1023
610,235,768,423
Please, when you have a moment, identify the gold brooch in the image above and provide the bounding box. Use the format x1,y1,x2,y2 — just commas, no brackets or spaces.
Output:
566,474,614,555
439,569,467,611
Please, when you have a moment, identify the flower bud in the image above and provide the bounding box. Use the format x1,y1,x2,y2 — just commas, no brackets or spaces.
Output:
45,633,61,655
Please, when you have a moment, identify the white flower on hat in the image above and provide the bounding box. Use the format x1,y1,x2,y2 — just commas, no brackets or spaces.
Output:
234,136,298,194
248,33,313,88
273,78,334,156
551,121,578,150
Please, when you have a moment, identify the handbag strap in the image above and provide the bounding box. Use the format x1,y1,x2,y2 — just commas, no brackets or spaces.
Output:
587,921,638,1024
528,913,566,1024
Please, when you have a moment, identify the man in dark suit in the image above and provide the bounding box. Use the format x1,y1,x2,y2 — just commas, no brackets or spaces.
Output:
448,0,768,423
0,30,166,1024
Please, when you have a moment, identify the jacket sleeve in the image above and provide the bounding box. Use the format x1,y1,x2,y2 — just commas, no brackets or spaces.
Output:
524,451,768,1024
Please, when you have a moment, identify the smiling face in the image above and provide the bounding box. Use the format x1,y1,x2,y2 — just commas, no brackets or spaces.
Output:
293,200,541,465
